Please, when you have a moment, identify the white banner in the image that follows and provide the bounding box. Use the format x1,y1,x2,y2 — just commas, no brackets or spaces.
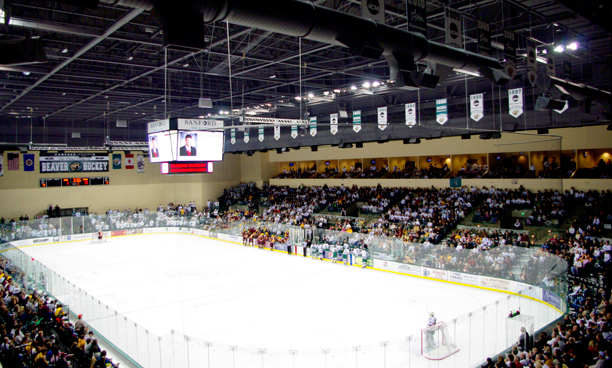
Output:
244,129,249,143
444,6,463,49
230,128,236,145
330,113,338,135
423,267,448,280
310,117,317,137
479,276,511,291
405,103,416,127
353,110,361,133
436,99,448,125
470,94,484,121
398,263,422,276
177,118,223,130
508,88,523,118
526,43,537,86
362,0,385,23
373,259,400,272
378,106,387,130
147,119,170,133
258,127,264,142
449,272,478,285
137,154,145,173
274,124,280,140
291,125,298,139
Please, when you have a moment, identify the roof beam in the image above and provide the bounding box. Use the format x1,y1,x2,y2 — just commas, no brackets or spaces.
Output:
0,7,146,113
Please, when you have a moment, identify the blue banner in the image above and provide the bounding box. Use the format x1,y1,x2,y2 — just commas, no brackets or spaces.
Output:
542,289,562,311
24,154,35,172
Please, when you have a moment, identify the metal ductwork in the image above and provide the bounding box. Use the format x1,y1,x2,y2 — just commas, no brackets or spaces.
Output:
92,0,508,86
199,0,507,87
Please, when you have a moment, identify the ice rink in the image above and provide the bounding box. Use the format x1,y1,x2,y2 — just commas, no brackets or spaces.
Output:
17,234,559,367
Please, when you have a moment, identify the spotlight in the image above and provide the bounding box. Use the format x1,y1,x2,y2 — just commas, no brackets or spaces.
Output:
308,93,314,98
554,45,564,53
362,82,371,88
350,86,357,90
183,63,189,67
567,42,578,51
372,81,380,87
295,96,302,101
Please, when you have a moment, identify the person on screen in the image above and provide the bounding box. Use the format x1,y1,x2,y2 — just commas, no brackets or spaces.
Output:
150,136,159,158
179,134,197,156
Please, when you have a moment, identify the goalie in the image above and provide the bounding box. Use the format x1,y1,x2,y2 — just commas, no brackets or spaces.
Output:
425,312,437,350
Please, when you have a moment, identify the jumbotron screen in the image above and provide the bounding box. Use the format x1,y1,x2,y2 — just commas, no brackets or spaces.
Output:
175,131,224,162
147,131,177,163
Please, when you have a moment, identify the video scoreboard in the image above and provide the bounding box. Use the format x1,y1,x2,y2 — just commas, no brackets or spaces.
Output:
40,177,110,187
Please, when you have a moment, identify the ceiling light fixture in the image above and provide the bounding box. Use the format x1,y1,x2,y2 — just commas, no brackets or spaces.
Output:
183,63,189,67
362,82,371,88
372,81,380,87
566,42,578,51
554,45,564,53
350,85,357,90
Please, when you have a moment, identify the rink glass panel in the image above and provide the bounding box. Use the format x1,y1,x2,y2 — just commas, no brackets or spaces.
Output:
0,215,567,368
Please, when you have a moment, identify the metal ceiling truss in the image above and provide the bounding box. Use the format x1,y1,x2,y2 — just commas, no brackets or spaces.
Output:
0,0,609,150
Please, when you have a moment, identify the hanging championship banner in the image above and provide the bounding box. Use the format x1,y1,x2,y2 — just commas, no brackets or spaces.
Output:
309,116,317,137
244,129,250,143
258,127,264,142
526,42,538,86
470,94,484,121
504,30,517,80
378,106,387,130
291,125,298,139
546,50,556,76
445,6,463,49
362,0,385,23
330,113,338,135
508,88,523,118
274,124,280,140
353,110,361,133
477,19,491,57
137,154,145,173
230,128,236,145
405,103,417,127
408,0,427,36
436,99,448,125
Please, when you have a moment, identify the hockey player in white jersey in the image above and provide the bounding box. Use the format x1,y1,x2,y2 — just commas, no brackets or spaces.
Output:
360,249,368,268
425,312,437,349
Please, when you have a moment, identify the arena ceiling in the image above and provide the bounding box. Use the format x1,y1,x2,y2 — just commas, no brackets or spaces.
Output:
0,0,610,151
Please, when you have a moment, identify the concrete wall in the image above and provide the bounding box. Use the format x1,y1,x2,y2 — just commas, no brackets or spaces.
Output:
0,152,241,218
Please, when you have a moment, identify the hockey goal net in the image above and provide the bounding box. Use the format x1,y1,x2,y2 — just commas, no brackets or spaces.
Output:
92,233,108,243
421,322,459,360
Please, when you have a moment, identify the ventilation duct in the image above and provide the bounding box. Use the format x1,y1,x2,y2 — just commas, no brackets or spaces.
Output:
198,0,505,84
108,0,503,84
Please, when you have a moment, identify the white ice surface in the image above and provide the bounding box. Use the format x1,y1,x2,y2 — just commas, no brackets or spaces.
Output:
18,234,558,368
